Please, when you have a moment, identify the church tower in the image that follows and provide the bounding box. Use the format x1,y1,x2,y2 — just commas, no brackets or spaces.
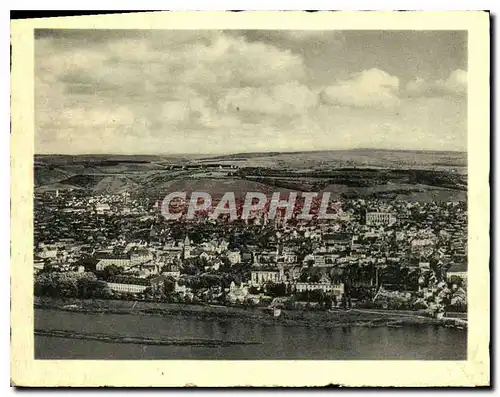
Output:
183,235,191,259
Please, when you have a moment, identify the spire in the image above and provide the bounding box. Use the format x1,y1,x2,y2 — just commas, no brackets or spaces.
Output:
183,235,191,260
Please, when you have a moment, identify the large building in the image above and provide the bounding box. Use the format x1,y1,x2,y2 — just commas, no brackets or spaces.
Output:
366,212,396,226
107,282,148,294
250,268,282,285
95,253,131,270
294,282,345,296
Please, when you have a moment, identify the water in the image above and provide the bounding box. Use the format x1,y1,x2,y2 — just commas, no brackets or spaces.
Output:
35,309,466,360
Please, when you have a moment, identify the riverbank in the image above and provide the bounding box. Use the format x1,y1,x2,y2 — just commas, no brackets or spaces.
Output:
35,328,262,347
34,297,466,330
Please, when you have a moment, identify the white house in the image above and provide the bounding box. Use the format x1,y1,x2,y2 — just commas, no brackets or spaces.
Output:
446,263,467,282
227,251,241,265
96,203,111,214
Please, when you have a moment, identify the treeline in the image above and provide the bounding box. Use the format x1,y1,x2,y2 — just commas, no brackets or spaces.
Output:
244,176,325,191
236,168,467,190
407,170,467,190
96,160,150,166
237,167,396,179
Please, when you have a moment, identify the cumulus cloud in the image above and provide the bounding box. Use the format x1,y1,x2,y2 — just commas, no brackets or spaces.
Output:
35,31,311,150
405,69,467,98
35,30,467,154
218,82,318,116
321,68,400,109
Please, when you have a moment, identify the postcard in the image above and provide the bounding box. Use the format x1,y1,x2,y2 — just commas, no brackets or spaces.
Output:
11,11,490,387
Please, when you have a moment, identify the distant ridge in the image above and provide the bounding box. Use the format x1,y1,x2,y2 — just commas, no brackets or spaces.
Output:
35,148,467,158
199,148,467,161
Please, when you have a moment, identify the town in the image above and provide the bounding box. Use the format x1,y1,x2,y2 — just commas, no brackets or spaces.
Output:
34,189,468,317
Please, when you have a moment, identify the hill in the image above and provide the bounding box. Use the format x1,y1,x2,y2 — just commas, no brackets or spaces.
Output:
34,150,467,201
199,149,467,171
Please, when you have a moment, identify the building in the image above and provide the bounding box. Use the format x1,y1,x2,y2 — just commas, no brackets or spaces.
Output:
96,203,111,214
366,212,396,226
226,250,241,265
278,246,298,264
293,282,345,296
183,235,192,259
130,249,153,266
254,247,279,264
322,233,351,251
250,268,282,286
162,242,183,260
95,256,131,270
446,263,467,282
130,262,160,278
227,282,259,304
38,247,58,259
150,274,190,295
107,282,148,294
34,259,45,274
312,252,339,267
162,270,181,279
411,238,435,255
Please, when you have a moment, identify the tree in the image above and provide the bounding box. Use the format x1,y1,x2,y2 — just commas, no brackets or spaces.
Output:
75,255,98,272
182,264,199,276
266,282,287,297
101,264,124,281
308,289,326,305
34,271,111,299
163,276,176,295
142,286,154,301
248,285,260,295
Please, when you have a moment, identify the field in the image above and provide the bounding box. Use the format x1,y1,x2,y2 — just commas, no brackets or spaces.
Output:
34,149,467,201
196,149,467,170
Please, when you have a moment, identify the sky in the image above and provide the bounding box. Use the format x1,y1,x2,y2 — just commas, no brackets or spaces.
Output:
35,29,467,154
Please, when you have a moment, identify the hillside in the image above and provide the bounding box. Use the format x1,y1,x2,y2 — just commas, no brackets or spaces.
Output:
199,149,467,171
34,150,467,201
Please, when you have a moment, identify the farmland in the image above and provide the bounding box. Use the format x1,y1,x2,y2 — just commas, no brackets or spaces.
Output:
34,149,467,202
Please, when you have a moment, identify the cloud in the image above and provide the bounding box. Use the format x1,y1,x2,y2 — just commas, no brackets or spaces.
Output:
35,31,309,145
321,68,400,109
218,82,318,116
405,69,467,98
176,35,307,89
239,30,344,43
275,30,344,42
35,30,466,154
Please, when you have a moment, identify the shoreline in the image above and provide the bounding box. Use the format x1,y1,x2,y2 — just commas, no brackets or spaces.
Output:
34,297,467,330
35,328,261,347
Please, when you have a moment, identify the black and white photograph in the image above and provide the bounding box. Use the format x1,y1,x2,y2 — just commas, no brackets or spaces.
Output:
11,11,490,387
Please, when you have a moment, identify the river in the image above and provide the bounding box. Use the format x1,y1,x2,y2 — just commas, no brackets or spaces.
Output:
35,309,466,360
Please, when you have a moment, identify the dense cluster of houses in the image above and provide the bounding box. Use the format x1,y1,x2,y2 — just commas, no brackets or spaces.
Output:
34,191,468,307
